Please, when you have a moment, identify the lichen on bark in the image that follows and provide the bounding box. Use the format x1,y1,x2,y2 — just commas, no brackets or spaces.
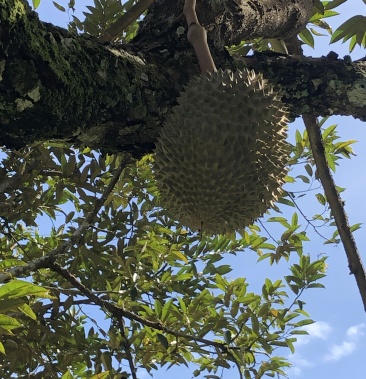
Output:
0,0,171,154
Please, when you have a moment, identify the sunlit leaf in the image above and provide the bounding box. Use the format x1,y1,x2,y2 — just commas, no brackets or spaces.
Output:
0,280,52,300
299,28,314,48
32,0,41,9
0,314,22,332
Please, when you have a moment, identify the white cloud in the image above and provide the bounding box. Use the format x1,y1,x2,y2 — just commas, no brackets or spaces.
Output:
289,322,365,371
304,321,332,339
323,323,365,362
295,321,332,345
346,323,365,338
324,341,356,362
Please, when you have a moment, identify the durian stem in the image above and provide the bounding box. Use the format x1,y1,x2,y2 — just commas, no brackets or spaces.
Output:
183,0,217,74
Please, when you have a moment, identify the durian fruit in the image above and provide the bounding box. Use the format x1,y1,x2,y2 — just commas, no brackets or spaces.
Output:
154,69,289,235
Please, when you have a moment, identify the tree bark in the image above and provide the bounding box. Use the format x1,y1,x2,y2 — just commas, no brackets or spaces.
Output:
137,0,314,47
1,0,365,156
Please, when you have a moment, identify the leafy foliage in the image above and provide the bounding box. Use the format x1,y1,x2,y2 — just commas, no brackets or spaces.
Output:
43,0,146,41
0,115,355,377
331,15,366,51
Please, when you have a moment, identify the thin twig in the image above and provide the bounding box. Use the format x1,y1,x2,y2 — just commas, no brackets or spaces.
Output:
100,0,154,42
287,192,328,241
0,154,131,283
303,114,366,312
48,261,229,351
258,219,277,244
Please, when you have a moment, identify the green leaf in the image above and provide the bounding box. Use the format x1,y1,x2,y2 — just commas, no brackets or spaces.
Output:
295,319,314,327
171,250,188,263
154,299,162,318
324,0,347,9
291,213,299,227
296,175,310,183
157,333,169,349
290,330,309,335
0,298,25,313
18,303,37,320
307,283,325,289
89,373,110,379
53,1,66,12
0,342,5,355
277,197,295,207
315,193,326,206
286,338,296,354
310,27,326,37
297,300,304,310
267,217,291,228
330,16,366,46
251,315,260,334
216,265,232,275
322,124,337,139
0,314,22,332
224,330,232,344
326,153,336,172
305,164,313,177
65,211,75,223
61,370,75,379
32,0,41,8
0,259,26,269
177,296,187,313
350,223,362,232
161,299,173,323
251,237,267,249
0,280,52,300
299,28,314,48
313,0,324,13
174,273,193,281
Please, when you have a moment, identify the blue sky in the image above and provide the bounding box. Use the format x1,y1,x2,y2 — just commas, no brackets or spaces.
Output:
28,1,366,378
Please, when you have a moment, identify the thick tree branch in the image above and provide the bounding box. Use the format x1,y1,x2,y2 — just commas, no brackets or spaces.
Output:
139,0,314,46
1,1,366,155
0,0,172,155
238,53,366,122
303,114,366,313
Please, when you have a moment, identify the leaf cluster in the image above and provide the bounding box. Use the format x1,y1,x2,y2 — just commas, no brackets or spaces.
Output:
0,141,332,378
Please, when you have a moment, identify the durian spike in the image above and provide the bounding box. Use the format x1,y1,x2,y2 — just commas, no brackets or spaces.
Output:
183,0,217,74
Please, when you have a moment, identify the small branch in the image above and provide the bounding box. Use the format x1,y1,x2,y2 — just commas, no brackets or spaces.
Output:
0,154,131,284
303,114,366,312
117,318,137,379
183,0,216,74
287,192,328,241
100,0,155,42
48,262,229,351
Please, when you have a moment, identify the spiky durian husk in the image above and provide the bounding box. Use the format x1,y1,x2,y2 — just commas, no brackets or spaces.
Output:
154,69,289,234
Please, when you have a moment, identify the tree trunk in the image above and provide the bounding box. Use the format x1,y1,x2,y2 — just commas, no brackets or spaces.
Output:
1,0,365,156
